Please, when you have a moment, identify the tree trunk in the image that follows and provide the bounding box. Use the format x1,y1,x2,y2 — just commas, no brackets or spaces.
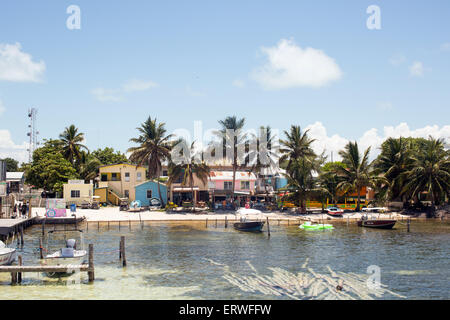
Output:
356,192,361,212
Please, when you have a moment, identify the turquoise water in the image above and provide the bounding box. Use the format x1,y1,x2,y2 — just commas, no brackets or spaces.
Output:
0,220,449,299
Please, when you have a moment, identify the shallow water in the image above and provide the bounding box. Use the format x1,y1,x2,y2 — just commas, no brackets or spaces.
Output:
0,220,449,300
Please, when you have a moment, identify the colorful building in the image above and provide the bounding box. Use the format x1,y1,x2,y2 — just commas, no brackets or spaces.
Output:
135,180,168,206
63,180,94,206
96,163,146,202
208,170,257,200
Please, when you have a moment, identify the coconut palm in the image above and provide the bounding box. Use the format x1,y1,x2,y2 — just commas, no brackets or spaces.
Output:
128,116,176,206
373,137,413,201
168,141,210,211
279,126,317,172
401,137,450,205
59,124,89,166
215,116,247,200
336,141,386,211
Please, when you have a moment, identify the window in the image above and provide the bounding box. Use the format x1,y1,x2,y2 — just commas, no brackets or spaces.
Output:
224,181,233,190
125,172,130,182
240,181,250,190
71,190,80,198
124,190,129,198
146,190,152,199
162,170,168,177
137,172,142,182
111,173,118,181
101,174,107,182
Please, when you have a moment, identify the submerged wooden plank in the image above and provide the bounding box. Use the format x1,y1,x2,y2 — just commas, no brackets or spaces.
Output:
0,264,89,273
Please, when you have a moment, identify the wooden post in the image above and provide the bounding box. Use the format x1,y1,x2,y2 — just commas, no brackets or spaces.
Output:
266,217,271,237
97,221,100,231
18,255,22,284
225,216,228,228
407,218,411,232
39,238,44,259
139,214,143,230
119,220,121,230
11,270,17,285
20,225,24,248
119,237,122,260
129,220,131,230
215,219,217,228
88,244,94,282
120,236,127,267
205,218,208,228
108,221,110,230
16,227,19,246
86,221,89,231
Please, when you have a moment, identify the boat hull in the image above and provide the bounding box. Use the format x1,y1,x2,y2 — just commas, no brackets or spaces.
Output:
357,220,396,229
41,251,87,276
0,249,17,266
233,221,265,232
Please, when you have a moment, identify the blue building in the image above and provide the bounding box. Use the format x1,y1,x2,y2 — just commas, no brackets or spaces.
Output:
135,180,168,206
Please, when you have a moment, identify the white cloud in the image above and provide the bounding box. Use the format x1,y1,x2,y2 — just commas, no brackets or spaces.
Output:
0,43,45,82
0,129,29,163
91,88,123,102
304,122,450,161
389,54,406,66
409,61,426,77
92,78,158,102
440,43,450,52
0,99,5,116
251,39,342,89
122,79,158,93
232,79,245,88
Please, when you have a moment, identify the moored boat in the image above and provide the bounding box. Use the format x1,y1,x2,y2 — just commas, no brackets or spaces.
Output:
357,219,396,229
0,241,16,266
325,207,344,217
233,220,265,232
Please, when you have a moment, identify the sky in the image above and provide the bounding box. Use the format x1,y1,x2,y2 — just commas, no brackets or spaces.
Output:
0,0,449,164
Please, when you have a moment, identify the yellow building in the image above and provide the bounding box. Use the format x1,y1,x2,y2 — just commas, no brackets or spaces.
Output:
63,180,94,206
96,163,146,202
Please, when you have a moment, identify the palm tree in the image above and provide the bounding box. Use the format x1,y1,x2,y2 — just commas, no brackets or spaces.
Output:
318,162,344,206
168,141,210,211
127,117,176,206
79,152,102,181
401,137,450,206
336,141,386,211
59,124,89,167
279,126,317,172
248,126,280,202
215,116,247,201
373,137,413,201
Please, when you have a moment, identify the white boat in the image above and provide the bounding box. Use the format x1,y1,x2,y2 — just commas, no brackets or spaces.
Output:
41,230,87,275
0,241,17,266
236,208,263,216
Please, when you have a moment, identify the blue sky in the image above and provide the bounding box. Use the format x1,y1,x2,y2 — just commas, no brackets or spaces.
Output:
0,0,449,163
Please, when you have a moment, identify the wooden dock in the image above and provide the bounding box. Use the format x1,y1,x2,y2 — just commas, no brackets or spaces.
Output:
0,217,36,241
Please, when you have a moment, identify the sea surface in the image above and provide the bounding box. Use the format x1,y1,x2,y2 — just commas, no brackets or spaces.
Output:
0,220,448,300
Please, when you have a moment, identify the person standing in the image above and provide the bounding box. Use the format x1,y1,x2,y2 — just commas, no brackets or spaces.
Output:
21,202,27,218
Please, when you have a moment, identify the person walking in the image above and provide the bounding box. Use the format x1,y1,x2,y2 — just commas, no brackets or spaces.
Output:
21,202,27,218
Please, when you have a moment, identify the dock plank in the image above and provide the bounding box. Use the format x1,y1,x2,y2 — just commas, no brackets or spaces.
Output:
0,264,90,273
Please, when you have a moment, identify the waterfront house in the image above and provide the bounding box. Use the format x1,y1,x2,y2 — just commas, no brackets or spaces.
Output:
63,180,94,206
209,170,257,201
135,180,168,206
6,172,25,194
95,163,146,203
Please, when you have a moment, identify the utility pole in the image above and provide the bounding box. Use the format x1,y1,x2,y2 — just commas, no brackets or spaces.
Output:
27,108,39,163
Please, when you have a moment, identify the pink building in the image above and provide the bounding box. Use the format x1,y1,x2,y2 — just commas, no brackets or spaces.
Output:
209,170,257,200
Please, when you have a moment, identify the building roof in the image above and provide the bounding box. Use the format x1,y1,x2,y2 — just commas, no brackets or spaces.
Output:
134,180,167,188
99,163,145,169
6,172,24,181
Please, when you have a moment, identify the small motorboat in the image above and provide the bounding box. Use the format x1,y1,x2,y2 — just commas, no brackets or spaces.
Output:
41,230,87,276
233,208,265,232
0,241,16,265
325,207,344,217
357,219,396,229
299,221,334,230
128,200,142,212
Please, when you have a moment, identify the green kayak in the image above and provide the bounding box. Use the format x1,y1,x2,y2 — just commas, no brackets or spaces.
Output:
299,222,334,230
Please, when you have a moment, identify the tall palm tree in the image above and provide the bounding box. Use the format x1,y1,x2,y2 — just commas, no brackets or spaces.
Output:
127,117,176,206
215,116,247,201
168,141,210,211
401,137,450,205
59,124,89,167
318,163,343,206
373,137,413,201
336,141,386,211
279,126,317,172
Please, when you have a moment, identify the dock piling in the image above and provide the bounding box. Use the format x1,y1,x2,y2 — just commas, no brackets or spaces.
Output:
39,238,44,259
88,244,94,282
225,216,228,228
266,217,271,238
18,255,22,284
20,226,24,247
407,218,411,232
120,236,127,267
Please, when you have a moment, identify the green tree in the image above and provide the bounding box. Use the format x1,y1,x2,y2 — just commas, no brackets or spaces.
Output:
336,141,386,211
279,125,317,172
59,124,89,167
24,139,78,194
401,137,450,205
128,116,176,206
215,116,247,200
168,141,210,210
91,147,128,165
1,157,19,172
318,162,345,205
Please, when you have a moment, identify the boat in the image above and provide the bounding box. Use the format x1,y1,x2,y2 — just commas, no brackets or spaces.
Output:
299,221,334,230
233,208,265,232
325,206,344,217
357,219,396,229
0,241,16,265
41,229,87,276
362,207,388,213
